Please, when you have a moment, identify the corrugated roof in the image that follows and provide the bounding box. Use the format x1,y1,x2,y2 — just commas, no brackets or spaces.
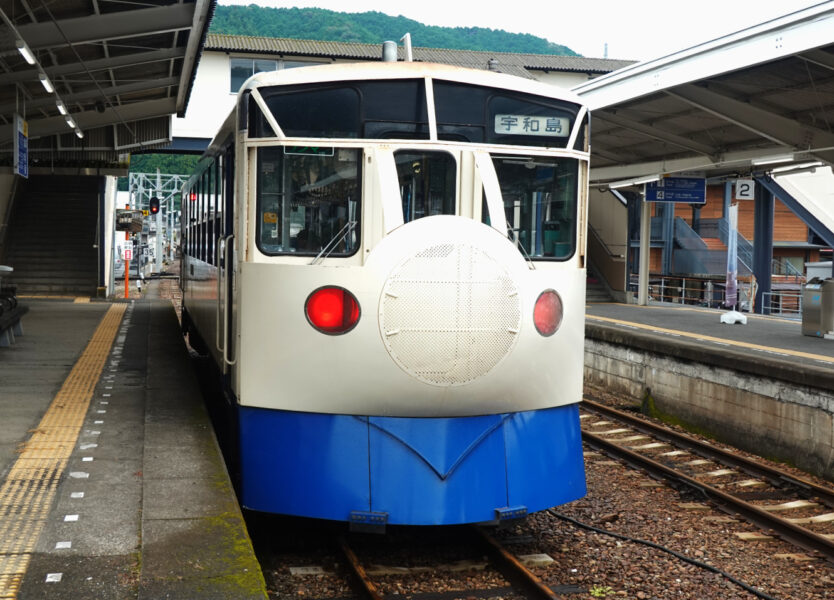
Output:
206,33,633,79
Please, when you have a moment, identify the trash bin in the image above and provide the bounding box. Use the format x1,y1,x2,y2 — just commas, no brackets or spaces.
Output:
802,278,834,338
822,278,834,337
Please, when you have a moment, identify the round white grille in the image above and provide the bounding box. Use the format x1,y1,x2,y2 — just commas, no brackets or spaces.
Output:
379,242,521,386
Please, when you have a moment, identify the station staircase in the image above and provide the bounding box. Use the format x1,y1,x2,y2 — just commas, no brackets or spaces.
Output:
2,176,100,296
586,271,613,303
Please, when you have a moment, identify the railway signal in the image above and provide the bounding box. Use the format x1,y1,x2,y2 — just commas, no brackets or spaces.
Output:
149,196,160,214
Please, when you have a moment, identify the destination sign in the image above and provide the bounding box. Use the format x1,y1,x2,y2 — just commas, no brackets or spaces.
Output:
494,114,570,137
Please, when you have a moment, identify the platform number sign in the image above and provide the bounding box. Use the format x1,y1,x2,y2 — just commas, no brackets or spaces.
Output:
735,178,755,200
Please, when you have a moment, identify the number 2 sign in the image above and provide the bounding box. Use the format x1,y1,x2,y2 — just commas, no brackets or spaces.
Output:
735,179,755,200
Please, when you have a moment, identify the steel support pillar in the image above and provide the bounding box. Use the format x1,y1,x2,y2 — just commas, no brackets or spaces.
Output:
661,204,674,275
753,183,774,314
638,194,651,305
723,181,732,219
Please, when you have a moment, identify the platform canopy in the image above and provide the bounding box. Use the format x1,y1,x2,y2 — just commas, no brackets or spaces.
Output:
574,1,834,187
0,0,214,172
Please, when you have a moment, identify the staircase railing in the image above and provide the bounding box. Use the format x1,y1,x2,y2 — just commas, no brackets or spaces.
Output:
672,217,710,273
587,224,626,294
674,217,708,250
717,218,754,274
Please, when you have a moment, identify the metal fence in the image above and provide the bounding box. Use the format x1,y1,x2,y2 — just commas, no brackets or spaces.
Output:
762,290,802,319
628,275,807,319
628,275,755,311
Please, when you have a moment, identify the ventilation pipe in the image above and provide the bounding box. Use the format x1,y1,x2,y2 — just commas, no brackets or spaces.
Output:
382,41,397,62
400,33,413,62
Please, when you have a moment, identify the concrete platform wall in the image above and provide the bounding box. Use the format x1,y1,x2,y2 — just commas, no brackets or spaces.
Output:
584,332,834,482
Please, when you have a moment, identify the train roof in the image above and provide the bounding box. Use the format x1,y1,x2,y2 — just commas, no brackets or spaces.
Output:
240,60,585,106
198,60,586,163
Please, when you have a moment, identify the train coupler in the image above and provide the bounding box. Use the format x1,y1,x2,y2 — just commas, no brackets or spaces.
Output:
495,505,528,522
349,510,388,534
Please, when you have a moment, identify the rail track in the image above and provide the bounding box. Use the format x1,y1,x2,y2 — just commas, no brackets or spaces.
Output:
254,517,580,600
580,396,834,562
336,526,577,600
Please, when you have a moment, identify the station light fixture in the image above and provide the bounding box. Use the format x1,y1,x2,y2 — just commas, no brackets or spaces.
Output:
38,73,53,93
15,39,35,65
751,153,794,166
608,174,661,189
75,129,84,139
65,116,76,128
56,100,67,115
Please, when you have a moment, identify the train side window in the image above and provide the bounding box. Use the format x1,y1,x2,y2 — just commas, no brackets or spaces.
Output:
490,156,578,260
394,151,457,223
257,146,361,256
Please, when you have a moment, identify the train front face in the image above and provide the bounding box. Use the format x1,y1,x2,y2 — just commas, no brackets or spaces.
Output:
234,71,588,525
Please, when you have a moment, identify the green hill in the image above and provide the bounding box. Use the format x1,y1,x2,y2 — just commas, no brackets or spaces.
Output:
209,5,579,56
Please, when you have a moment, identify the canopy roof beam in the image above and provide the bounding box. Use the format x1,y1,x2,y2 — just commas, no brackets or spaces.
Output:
594,111,718,157
666,83,834,164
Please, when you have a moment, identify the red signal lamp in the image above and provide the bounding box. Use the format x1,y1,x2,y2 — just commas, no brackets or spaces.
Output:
533,289,563,336
305,286,360,335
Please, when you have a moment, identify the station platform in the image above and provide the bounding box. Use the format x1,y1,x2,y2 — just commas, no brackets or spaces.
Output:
0,286,267,598
585,301,834,391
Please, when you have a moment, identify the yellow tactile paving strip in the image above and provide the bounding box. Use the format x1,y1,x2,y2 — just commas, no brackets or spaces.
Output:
0,303,125,599
586,313,834,365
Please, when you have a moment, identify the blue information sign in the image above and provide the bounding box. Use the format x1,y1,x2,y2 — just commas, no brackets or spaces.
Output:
13,114,28,179
646,176,705,204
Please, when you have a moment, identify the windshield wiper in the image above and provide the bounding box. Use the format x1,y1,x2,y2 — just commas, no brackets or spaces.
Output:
310,220,357,265
510,229,536,270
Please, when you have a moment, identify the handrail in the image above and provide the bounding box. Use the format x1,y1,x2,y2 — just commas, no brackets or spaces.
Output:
587,223,623,259
717,218,754,274
215,236,225,353
673,217,708,250
222,234,237,366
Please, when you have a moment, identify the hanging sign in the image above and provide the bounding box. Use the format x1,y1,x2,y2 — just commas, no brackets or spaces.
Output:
13,114,28,179
735,178,755,200
646,175,706,204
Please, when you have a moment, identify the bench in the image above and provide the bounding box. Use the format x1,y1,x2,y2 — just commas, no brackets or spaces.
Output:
0,304,27,347
0,265,25,347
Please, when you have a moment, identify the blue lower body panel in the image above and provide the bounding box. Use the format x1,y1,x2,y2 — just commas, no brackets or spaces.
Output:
237,404,586,525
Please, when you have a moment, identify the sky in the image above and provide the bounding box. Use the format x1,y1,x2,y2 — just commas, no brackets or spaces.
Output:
218,0,824,61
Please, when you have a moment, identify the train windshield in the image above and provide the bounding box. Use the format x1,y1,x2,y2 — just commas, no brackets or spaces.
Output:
256,146,361,256
488,155,578,260
395,150,456,223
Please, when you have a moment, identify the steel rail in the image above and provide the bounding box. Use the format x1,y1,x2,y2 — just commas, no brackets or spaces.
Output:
582,398,834,508
337,536,384,600
471,526,559,600
582,428,834,562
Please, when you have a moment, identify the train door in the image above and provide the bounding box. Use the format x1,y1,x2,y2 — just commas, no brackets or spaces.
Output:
216,147,236,372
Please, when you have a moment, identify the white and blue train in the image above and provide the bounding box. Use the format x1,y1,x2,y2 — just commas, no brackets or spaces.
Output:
180,58,589,526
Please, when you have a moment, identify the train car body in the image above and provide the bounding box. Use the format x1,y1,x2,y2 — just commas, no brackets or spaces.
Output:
181,60,589,526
